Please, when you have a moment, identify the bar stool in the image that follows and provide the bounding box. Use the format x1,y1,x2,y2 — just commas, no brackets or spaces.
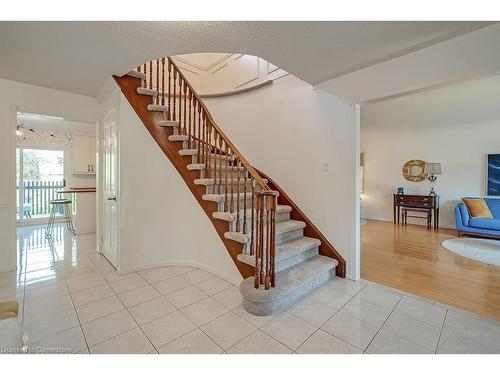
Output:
45,199,76,239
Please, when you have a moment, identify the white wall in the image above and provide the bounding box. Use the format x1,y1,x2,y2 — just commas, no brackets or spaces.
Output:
204,75,359,279
361,75,500,229
116,93,242,283
0,78,99,272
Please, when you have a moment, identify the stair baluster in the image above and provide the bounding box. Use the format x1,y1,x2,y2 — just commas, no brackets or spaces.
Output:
167,60,172,120
149,60,153,90
224,143,229,212
188,90,193,148
236,158,241,233
183,81,187,135
161,58,165,107
156,59,159,105
172,69,176,121
242,165,247,236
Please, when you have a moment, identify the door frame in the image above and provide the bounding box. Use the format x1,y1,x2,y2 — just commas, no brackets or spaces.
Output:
7,105,98,273
97,108,120,269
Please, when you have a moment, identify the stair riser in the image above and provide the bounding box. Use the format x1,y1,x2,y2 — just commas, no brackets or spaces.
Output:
276,212,290,223
275,247,319,273
194,157,242,169
205,183,255,195
228,227,304,251
276,228,304,245
215,197,253,212
202,170,247,180
226,213,293,232
242,267,336,316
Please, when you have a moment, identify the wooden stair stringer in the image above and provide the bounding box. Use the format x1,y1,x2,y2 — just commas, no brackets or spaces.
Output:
113,74,255,278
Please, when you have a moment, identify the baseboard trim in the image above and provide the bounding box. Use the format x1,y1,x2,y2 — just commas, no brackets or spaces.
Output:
362,216,454,230
118,260,243,287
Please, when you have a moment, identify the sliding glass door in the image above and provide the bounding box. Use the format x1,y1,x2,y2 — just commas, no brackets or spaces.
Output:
17,147,65,224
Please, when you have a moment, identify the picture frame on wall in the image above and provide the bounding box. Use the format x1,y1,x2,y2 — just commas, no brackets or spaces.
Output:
487,154,500,196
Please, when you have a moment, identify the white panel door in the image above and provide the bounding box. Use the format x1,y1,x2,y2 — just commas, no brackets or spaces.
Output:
102,112,118,268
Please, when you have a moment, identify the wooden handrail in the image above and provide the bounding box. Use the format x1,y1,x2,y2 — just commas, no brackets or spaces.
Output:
167,58,270,191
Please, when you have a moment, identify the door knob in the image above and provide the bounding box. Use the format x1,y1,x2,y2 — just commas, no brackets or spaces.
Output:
107,197,117,201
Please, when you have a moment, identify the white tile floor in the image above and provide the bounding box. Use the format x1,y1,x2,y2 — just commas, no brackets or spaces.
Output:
2,223,500,354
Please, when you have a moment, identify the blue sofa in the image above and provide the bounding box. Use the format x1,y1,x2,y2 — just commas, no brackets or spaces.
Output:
455,197,500,238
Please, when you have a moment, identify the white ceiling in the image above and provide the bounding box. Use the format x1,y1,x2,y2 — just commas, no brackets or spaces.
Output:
17,112,96,134
0,21,493,97
361,73,500,129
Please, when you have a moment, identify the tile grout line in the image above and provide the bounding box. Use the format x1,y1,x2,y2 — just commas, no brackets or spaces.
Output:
133,270,231,353
435,309,448,354
63,237,102,352
65,277,92,353
240,281,369,354
85,267,157,352
223,310,284,353
298,282,368,353
365,297,445,353
362,294,403,353
69,269,226,329
23,262,231,352
114,268,235,352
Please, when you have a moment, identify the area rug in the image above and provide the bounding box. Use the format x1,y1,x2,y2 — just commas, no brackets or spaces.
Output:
441,238,500,267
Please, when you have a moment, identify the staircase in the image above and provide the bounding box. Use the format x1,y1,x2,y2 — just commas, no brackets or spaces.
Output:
114,58,345,316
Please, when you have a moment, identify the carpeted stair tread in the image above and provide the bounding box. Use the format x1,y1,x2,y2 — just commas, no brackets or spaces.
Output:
147,104,169,112
126,70,147,80
179,148,198,156
157,119,179,127
213,205,291,222
203,192,254,203
137,87,158,96
195,178,268,186
168,134,189,142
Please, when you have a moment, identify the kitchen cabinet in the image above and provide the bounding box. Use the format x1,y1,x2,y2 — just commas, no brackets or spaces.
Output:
73,135,96,174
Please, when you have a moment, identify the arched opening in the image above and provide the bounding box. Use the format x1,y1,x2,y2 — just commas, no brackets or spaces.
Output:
131,53,288,98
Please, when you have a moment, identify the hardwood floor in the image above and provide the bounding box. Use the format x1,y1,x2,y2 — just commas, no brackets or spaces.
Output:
361,220,500,321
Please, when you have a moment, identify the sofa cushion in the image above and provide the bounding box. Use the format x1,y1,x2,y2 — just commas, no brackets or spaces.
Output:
462,198,493,218
484,198,500,218
469,218,500,231
458,204,471,227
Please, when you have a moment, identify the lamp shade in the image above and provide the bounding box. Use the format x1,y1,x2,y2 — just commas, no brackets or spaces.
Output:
424,163,442,175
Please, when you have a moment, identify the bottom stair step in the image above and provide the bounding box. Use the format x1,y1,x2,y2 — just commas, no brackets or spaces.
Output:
239,255,338,316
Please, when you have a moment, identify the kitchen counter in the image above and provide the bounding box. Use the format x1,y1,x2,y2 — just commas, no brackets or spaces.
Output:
58,187,96,193
58,187,96,234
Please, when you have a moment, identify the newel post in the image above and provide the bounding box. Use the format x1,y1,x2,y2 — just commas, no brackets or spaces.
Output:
254,190,279,290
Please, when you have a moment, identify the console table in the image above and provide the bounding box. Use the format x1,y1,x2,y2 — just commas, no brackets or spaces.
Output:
393,194,439,229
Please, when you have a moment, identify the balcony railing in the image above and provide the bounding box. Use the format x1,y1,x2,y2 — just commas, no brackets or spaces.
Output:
17,180,65,219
